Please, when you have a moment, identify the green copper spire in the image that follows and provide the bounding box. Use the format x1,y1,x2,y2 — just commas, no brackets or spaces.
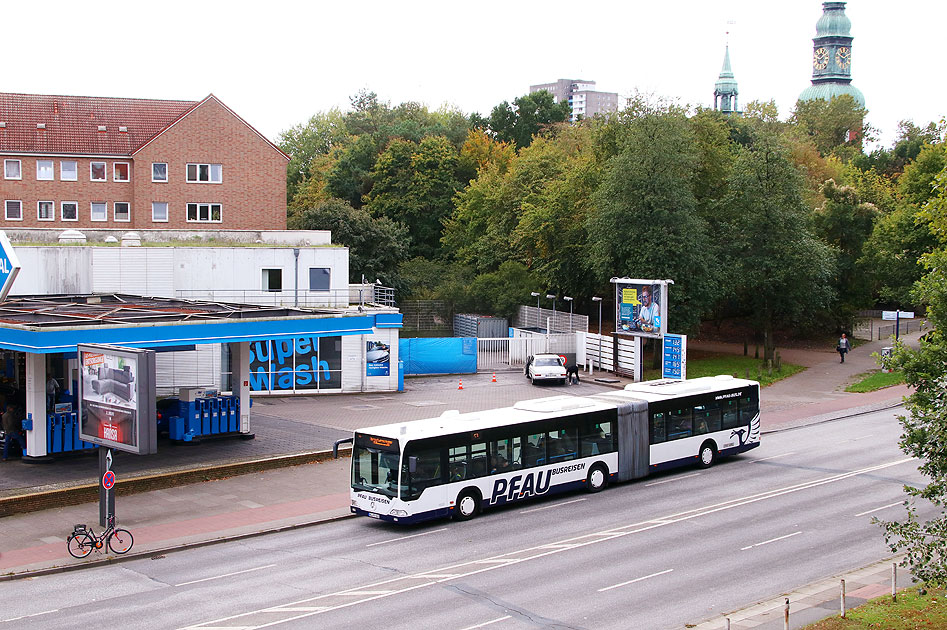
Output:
799,1,864,107
714,45,739,114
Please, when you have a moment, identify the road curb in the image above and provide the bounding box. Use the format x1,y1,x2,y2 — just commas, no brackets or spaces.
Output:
0,448,352,518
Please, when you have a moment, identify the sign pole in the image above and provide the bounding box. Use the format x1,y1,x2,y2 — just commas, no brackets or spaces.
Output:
99,448,115,527
895,310,900,342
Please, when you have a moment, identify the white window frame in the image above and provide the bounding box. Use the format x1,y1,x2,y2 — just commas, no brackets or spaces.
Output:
61,201,79,222
36,160,54,181
5,200,23,221
90,202,108,222
151,201,169,223
37,200,55,221
186,202,222,223
90,161,107,182
152,162,168,183
4,159,21,180
60,160,78,181
113,162,130,182
113,201,131,222
186,163,223,184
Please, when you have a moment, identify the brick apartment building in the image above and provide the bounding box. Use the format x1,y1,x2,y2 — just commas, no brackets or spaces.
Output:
0,93,288,230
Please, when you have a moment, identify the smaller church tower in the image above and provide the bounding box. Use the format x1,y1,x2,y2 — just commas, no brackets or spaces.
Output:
799,1,864,106
713,45,740,114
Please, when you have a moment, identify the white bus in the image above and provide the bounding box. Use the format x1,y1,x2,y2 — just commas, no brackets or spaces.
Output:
342,375,760,524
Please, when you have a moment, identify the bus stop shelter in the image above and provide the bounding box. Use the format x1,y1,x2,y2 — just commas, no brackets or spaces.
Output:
0,294,402,460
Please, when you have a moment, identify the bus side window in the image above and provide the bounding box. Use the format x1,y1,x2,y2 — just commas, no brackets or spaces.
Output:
668,408,693,440
469,441,489,478
651,412,667,444
406,447,443,500
491,437,520,472
580,422,608,456
448,446,467,483
525,433,544,467
694,404,721,435
739,395,759,424
598,421,615,454
721,399,740,429
554,427,577,462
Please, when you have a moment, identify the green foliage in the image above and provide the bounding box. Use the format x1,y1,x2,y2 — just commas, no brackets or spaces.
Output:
278,109,348,204
899,143,947,206
845,369,905,392
790,94,872,161
853,119,945,178
858,204,935,304
293,198,408,284
642,354,805,386
801,586,947,629
486,90,571,150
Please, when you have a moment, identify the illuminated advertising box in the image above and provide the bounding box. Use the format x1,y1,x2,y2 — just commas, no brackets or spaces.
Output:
611,278,671,340
78,344,157,455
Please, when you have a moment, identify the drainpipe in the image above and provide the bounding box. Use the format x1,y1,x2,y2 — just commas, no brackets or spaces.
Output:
293,248,300,307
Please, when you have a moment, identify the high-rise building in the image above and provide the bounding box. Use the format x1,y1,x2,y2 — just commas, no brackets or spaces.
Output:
529,79,620,122
713,45,740,114
798,1,864,107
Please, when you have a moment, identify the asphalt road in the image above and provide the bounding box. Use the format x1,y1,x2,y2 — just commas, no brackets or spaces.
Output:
0,408,931,630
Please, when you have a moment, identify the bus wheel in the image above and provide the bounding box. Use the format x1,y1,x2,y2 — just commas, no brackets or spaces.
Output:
587,463,608,493
698,441,717,468
454,489,481,521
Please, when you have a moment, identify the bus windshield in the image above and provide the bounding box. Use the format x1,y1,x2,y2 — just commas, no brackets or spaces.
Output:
352,433,400,497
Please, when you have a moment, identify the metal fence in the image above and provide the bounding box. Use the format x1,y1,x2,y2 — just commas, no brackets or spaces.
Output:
400,300,451,331
876,319,927,340
175,285,394,308
476,334,576,373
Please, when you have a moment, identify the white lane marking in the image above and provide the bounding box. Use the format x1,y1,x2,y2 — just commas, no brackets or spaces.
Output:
741,531,802,551
598,569,674,592
520,498,587,514
365,528,447,547
1,609,59,623
175,564,277,587
645,472,700,486
181,456,916,630
460,616,512,630
855,501,903,517
747,452,795,463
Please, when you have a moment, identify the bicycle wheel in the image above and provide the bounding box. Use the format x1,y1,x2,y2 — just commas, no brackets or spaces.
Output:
67,533,94,558
108,528,134,554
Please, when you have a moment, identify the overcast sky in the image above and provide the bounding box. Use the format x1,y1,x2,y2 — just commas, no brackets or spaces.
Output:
4,1,943,149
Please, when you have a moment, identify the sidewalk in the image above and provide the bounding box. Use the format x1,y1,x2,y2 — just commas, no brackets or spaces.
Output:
0,331,923,629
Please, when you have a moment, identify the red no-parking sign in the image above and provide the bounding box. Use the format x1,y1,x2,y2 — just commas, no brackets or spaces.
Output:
102,470,115,490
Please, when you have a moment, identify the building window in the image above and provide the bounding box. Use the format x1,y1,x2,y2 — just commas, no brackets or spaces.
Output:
152,163,168,183
37,200,55,221
114,202,130,222
91,202,107,221
90,162,107,181
61,201,78,221
113,162,130,182
309,268,331,291
61,160,78,181
186,163,222,183
4,160,21,180
262,269,283,292
186,202,222,223
152,202,169,222
36,160,54,181
5,200,22,220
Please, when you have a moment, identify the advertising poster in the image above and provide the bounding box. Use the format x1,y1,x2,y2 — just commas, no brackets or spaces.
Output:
366,339,390,377
248,336,343,392
78,344,156,455
613,279,668,339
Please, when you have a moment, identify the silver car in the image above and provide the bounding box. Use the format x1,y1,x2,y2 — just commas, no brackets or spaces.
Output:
525,353,567,385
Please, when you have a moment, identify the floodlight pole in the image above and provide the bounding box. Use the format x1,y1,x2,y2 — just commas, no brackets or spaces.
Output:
592,296,602,370
531,292,540,329
563,296,573,331
546,295,556,333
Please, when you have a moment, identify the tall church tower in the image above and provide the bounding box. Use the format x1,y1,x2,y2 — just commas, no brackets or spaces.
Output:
799,2,864,106
713,45,740,114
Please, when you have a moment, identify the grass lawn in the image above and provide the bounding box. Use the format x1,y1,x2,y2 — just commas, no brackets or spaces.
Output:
845,370,906,393
642,354,805,387
802,586,947,629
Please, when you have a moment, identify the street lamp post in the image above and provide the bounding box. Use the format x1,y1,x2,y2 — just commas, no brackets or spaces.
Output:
546,294,556,333
530,292,540,329
563,296,573,331
592,296,602,370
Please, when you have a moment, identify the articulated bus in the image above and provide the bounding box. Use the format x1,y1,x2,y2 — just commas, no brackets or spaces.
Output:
344,375,760,524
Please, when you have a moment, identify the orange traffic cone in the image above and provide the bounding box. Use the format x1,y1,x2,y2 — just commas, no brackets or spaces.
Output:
491,372,497,383
458,379,463,390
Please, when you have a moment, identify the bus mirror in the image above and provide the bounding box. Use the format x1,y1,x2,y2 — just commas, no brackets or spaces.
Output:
409,456,418,473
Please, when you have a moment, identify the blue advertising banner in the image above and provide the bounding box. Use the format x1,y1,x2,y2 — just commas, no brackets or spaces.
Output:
662,334,687,380
612,278,669,340
248,336,342,392
366,340,391,376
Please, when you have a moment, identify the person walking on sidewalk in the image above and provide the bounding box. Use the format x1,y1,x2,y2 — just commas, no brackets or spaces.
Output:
837,333,852,363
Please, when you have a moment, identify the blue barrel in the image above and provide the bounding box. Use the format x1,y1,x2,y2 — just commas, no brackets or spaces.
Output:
170,416,185,441
200,399,211,435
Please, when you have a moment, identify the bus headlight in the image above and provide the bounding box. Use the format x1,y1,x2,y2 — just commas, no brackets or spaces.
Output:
389,509,408,517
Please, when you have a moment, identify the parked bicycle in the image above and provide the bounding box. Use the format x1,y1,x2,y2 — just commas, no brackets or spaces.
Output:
66,515,134,558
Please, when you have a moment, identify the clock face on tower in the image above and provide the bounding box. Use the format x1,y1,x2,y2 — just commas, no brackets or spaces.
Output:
836,47,851,70
813,47,829,70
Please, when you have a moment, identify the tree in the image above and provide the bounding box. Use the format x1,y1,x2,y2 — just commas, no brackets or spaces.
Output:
790,94,872,161
858,204,935,304
719,129,836,358
812,179,878,318
278,109,348,204
586,109,720,334
899,143,947,206
486,91,570,150
293,198,409,284
879,166,947,582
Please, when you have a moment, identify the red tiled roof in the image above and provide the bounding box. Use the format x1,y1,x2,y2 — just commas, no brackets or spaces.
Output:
0,93,197,156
